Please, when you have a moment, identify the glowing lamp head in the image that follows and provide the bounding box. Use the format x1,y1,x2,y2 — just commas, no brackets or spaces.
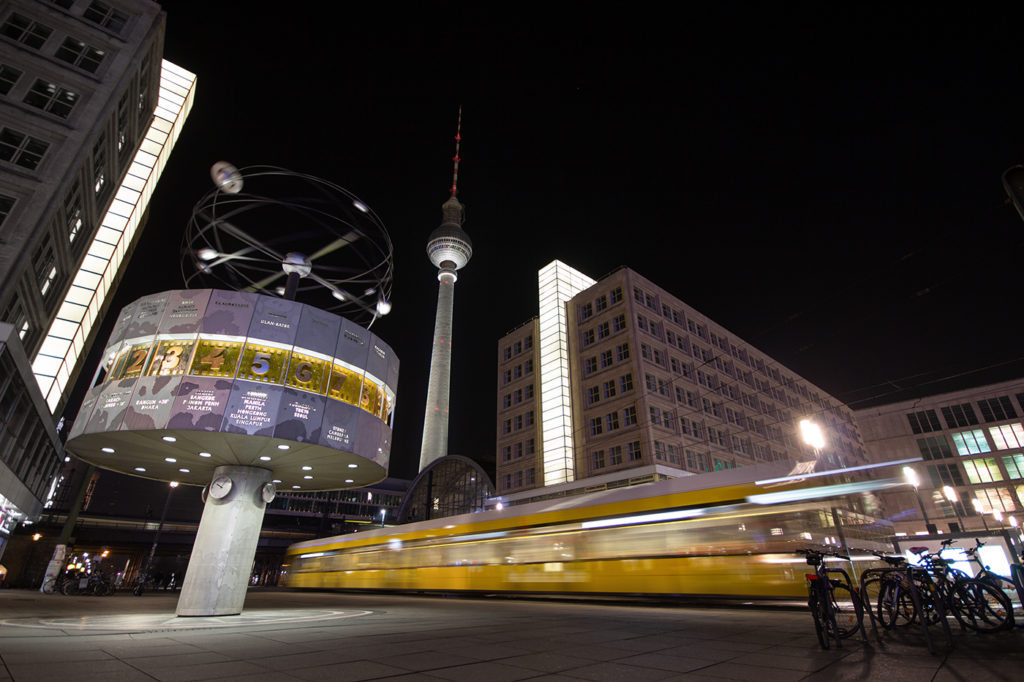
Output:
799,419,825,450
943,485,957,503
903,466,920,488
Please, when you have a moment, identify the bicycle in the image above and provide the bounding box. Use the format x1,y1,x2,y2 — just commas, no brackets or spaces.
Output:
960,540,1022,626
797,548,866,649
907,545,1013,633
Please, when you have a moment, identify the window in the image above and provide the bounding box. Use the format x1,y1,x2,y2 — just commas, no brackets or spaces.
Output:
525,411,534,426
582,329,594,346
628,441,642,461
597,322,610,339
525,438,535,454
587,386,600,405
641,344,653,361
1003,453,1024,479
513,341,522,354
0,193,13,226
633,287,644,302
941,403,979,429
92,132,108,196
654,440,668,461
609,445,623,465
589,417,602,436
978,397,1017,423
0,127,48,170
622,405,637,425
962,458,1003,484
501,446,511,462
513,415,523,430
23,77,78,118
602,380,616,399
606,411,619,431
952,429,991,456
908,409,942,434
524,359,532,373
502,474,511,490
84,1,129,33
989,423,1024,450
503,346,512,360
650,406,662,425
637,315,649,332
600,350,613,368
592,450,605,469
34,240,57,297
514,442,523,458
55,37,105,73
64,181,83,243
502,419,511,434
613,314,626,332
616,343,629,361
645,374,657,391
512,365,522,379
917,436,953,461
928,463,964,488
1,14,52,49
513,389,523,404
502,370,511,385
526,468,536,485
595,294,607,311
502,393,512,408
0,64,21,95
580,302,593,320
974,487,1016,513
524,335,532,349
525,384,534,399
686,450,708,472
620,373,633,392
658,378,670,396
610,287,622,303
514,471,523,487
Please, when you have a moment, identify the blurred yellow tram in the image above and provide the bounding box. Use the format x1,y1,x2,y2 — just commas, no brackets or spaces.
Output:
282,464,899,600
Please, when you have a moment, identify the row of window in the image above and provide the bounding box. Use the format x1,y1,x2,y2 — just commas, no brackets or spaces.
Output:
591,441,643,469
501,334,533,361
500,358,533,385
583,343,630,375
500,410,535,435
500,383,535,410
920,423,1024,457
579,286,624,320
928,453,1024,488
500,467,536,490
580,314,627,347
908,395,1021,435
588,405,638,436
499,438,537,462
2,12,107,73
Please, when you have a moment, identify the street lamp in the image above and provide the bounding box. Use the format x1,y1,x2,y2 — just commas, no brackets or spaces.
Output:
972,498,991,532
140,481,178,590
800,419,826,465
903,466,933,532
943,486,964,531
379,508,386,528
993,508,1004,526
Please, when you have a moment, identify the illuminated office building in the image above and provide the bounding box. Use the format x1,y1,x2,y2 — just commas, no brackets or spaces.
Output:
0,0,194,557
855,378,1024,536
496,262,866,498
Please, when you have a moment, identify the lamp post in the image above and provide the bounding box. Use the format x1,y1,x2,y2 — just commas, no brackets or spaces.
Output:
972,498,991,532
141,481,178,588
943,486,964,532
379,508,386,528
903,466,933,532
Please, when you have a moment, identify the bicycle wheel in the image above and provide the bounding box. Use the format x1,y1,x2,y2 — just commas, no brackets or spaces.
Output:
807,586,829,649
61,579,79,596
878,580,916,629
828,581,864,639
41,577,56,594
951,580,1013,632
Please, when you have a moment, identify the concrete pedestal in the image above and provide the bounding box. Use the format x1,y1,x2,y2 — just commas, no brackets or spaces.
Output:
176,465,271,616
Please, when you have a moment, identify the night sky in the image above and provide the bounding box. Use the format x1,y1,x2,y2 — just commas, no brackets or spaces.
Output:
76,4,1024,482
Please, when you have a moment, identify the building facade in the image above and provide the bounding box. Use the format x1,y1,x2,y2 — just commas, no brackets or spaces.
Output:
0,0,194,554
855,378,1024,535
497,262,866,496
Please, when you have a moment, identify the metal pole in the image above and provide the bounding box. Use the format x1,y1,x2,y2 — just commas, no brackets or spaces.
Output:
142,484,176,582
913,488,932,529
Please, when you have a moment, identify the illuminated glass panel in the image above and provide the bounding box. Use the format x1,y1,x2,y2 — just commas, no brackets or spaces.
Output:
146,337,196,376
988,423,1024,450
327,362,363,405
108,341,152,380
537,260,596,486
361,372,385,418
190,337,243,378
1003,453,1024,479
285,350,330,393
237,341,290,384
952,429,991,456
974,487,1016,513
962,457,1003,484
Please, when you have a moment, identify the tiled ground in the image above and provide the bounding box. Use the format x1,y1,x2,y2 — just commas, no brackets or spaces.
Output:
0,589,1022,681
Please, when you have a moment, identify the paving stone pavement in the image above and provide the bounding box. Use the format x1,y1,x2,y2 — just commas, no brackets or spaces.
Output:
0,589,1021,681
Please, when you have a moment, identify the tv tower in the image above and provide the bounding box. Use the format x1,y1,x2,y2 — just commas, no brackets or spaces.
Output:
419,107,473,472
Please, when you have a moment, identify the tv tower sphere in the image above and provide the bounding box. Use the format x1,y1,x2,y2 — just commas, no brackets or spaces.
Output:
426,195,473,277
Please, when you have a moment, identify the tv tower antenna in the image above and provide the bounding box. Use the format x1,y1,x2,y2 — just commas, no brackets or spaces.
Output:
450,105,462,197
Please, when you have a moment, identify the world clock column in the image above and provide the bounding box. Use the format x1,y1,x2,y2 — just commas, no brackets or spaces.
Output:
176,465,275,616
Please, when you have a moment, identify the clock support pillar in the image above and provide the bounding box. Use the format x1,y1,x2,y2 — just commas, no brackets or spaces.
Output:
176,465,272,616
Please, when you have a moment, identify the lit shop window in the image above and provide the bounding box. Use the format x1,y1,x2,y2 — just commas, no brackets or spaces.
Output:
988,423,1024,450
952,429,991,456
974,487,1016,513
